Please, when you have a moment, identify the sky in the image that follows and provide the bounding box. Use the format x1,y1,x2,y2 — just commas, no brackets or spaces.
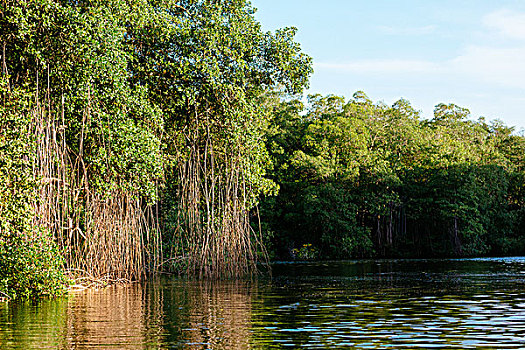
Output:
251,0,525,131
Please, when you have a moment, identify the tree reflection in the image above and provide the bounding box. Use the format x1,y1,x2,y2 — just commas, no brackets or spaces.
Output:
0,279,258,349
161,280,256,349
65,283,164,349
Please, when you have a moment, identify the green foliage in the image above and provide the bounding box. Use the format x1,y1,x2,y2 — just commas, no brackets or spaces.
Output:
2,0,313,285
261,93,525,260
292,243,318,260
0,80,67,300
0,230,67,300
2,0,164,202
2,0,523,292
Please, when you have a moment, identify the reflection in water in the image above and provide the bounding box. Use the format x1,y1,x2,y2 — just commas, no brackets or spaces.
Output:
0,298,69,349
65,283,164,348
252,259,525,349
0,258,525,349
0,283,165,349
161,281,255,349
0,280,257,349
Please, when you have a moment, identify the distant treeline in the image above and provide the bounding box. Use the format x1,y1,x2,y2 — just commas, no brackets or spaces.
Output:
260,94,525,260
1,0,523,300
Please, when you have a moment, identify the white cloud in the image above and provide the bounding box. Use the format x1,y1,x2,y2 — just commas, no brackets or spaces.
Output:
315,44,525,90
311,8,525,128
483,9,525,40
315,8,525,91
455,9,525,88
314,60,440,74
378,25,437,36
451,45,525,89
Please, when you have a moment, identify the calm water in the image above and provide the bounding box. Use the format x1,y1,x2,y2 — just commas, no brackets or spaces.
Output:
1,258,525,349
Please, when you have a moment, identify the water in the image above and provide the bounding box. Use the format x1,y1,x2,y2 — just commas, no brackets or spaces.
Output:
1,258,525,349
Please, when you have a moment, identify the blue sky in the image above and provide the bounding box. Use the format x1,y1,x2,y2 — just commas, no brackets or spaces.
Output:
251,0,525,131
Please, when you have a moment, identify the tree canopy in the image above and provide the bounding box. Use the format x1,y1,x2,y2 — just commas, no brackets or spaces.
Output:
261,93,525,259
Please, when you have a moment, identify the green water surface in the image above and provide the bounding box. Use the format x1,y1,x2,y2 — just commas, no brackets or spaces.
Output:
1,258,525,349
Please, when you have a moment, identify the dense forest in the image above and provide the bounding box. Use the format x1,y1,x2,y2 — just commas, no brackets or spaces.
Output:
1,0,524,300
0,0,310,299
260,94,525,260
